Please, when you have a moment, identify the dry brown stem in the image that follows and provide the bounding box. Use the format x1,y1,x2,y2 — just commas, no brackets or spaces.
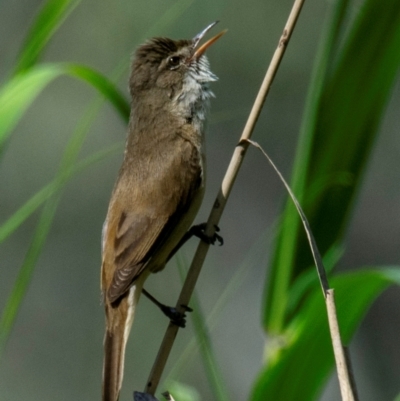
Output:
144,0,306,395
326,290,358,401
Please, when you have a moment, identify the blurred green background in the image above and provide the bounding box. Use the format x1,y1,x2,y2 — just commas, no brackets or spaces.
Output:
1,0,400,400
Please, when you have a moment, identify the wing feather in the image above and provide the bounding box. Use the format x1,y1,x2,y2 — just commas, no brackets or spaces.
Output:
103,135,203,304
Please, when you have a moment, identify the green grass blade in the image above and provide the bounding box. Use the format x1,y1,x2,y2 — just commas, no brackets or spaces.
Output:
165,231,267,386
264,0,400,333
65,64,130,121
0,96,109,357
0,197,59,357
0,63,129,152
0,65,63,150
251,267,400,401
175,254,230,401
14,0,81,74
0,142,121,244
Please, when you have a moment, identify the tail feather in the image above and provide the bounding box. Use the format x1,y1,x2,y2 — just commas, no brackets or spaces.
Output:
102,328,124,401
102,282,143,401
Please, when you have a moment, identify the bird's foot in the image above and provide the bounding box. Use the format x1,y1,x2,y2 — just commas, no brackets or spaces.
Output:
160,304,193,328
190,223,223,246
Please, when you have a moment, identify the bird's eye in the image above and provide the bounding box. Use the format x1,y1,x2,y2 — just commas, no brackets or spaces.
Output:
167,56,181,69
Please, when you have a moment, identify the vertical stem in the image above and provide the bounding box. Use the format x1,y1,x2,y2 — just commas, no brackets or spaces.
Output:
144,0,307,394
326,290,357,401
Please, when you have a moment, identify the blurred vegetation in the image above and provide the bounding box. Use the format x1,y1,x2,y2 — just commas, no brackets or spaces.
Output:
1,0,400,401
256,0,400,399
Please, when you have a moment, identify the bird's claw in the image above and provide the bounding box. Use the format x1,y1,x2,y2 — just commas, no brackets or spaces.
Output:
191,223,224,246
160,305,192,328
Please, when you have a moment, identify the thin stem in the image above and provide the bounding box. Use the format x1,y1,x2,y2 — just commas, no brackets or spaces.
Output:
326,290,357,401
247,138,357,401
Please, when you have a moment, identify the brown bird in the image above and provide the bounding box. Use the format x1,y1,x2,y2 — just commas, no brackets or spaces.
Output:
101,22,225,401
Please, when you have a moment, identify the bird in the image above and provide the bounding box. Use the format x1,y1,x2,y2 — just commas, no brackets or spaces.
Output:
101,22,225,401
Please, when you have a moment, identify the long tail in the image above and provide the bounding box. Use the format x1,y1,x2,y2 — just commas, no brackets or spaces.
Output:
102,281,143,401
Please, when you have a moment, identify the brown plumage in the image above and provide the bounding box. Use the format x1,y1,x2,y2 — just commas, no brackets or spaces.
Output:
101,23,223,401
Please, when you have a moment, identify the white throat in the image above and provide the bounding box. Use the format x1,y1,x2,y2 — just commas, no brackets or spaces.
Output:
172,55,217,130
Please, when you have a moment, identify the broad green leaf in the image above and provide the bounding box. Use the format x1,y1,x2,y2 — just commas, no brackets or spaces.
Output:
263,0,351,334
14,0,81,73
265,0,400,332
252,268,400,401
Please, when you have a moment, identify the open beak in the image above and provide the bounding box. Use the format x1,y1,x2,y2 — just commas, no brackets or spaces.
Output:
192,21,227,60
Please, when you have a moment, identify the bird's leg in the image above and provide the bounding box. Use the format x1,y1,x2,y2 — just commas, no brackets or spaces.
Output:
166,223,223,263
142,288,192,328
146,224,222,327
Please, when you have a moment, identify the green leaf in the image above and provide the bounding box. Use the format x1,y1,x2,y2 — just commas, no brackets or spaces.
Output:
251,267,400,401
0,65,62,149
0,63,129,151
168,381,201,401
263,0,351,334
14,0,81,73
65,64,130,121
0,96,119,357
264,0,400,333
0,61,128,239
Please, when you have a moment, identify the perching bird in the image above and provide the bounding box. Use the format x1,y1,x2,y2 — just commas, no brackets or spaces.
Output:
101,22,224,401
